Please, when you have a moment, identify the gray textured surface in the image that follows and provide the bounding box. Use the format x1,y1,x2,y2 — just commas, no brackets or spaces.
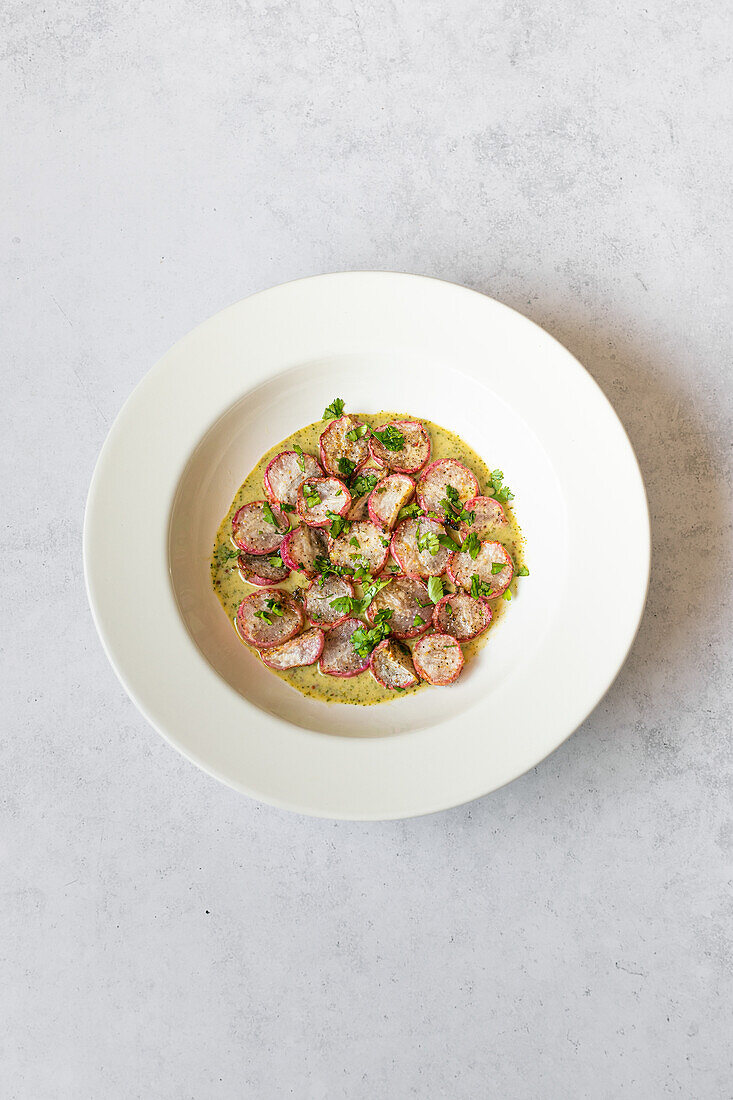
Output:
2,1,732,1097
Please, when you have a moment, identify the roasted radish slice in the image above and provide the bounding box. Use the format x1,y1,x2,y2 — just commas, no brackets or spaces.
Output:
260,627,324,670
366,574,432,639
447,540,513,597
416,459,479,519
304,575,355,627
412,633,465,685
264,450,322,508
238,551,290,587
296,477,351,528
279,525,329,577
329,520,390,575
367,473,415,530
368,419,431,473
458,495,508,539
370,639,419,691
433,591,492,641
390,517,453,577
236,590,303,648
319,617,370,677
232,500,289,555
319,415,370,478
347,492,372,522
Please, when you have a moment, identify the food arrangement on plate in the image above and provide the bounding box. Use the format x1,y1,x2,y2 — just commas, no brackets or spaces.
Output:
211,399,528,704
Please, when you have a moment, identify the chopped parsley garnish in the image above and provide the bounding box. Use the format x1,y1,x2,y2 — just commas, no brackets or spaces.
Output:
398,503,423,521
293,443,305,472
330,576,391,618
370,424,404,451
216,543,239,564
516,565,530,577
327,512,350,538
349,536,360,548
346,423,369,442
351,610,393,658
486,469,515,504
267,554,284,568
303,484,321,510
445,602,453,616
440,484,475,526
413,614,425,628
329,595,358,616
254,609,272,624
338,456,356,480
265,597,284,617
262,501,280,527
380,536,390,547
491,562,505,575
415,523,440,556
502,589,512,601
470,573,494,599
461,531,481,559
323,398,345,420
438,531,458,551
351,472,379,498
280,502,296,513
427,576,444,604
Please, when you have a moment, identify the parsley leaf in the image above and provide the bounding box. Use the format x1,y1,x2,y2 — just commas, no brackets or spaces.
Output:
427,576,444,604
370,424,404,451
398,502,423,521
349,536,360,548
268,554,284,568
461,531,481,559
262,501,280,527
346,423,369,442
330,595,358,615
516,565,530,577
486,469,514,504
502,589,512,601
438,532,458,551
303,484,321,510
491,562,505,575
351,472,379,498
323,398,345,420
415,523,440,556
413,614,425,627
338,456,356,481
351,610,393,658
254,609,272,625
470,573,494,599
280,502,296,513
265,597,284,617
293,443,305,472
327,512,350,538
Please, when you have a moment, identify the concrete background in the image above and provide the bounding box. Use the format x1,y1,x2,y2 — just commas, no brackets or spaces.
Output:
2,1,732,1096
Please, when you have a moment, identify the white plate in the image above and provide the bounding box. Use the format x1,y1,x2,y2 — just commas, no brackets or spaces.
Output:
84,273,649,819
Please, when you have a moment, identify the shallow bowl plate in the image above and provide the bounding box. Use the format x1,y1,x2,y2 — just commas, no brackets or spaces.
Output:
84,273,649,819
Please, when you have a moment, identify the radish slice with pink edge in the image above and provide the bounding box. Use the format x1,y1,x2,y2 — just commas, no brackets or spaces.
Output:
390,517,453,577
231,500,290,555
368,419,431,473
259,627,324,670
458,496,508,540
367,473,415,530
304,575,355,627
412,633,465,685
365,574,433,639
329,520,390,576
279,526,329,577
370,639,419,691
237,551,290,587
447,540,514,596
296,477,351,528
319,415,371,478
263,450,322,508
318,617,370,677
236,589,303,648
433,591,493,641
416,459,479,519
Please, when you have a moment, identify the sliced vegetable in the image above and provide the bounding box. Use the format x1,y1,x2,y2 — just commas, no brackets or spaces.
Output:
296,477,352,528
319,415,370,477
368,419,431,473
236,590,303,648
370,639,419,691
263,450,323,508
260,627,325,670
367,473,416,530
304,575,355,627
433,591,493,641
412,633,465,686
458,495,508,539
319,617,371,677
237,551,291,586
329,520,390,575
279,525,329,578
416,459,479,519
232,500,290,555
366,574,433,639
447,540,514,597
390,517,452,577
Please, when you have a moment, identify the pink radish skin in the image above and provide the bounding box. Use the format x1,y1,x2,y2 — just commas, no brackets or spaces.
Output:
370,639,419,691
232,501,290,555
318,617,370,677
459,496,508,539
237,552,290,587
447,540,514,597
368,419,431,473
263,450,322,507
412,633,465,686
365,574,433,640
433,592,493,641
368,473,415,530
279,526,329,578
319,415,371,478
236,590,304,648
296,477,351,528
260,627,325,670
416,459,480,518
